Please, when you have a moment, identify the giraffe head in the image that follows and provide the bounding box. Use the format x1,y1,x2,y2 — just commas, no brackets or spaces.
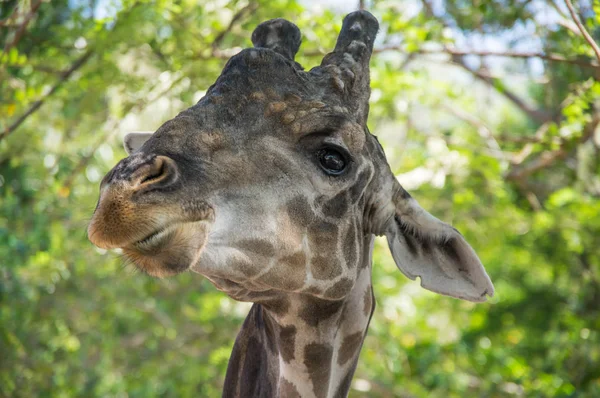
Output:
88,11,493,303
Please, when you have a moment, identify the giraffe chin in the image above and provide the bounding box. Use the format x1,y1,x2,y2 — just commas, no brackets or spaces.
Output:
122,220,211,278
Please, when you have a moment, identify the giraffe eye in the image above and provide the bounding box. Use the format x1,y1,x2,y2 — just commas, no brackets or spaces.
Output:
317,148,347,175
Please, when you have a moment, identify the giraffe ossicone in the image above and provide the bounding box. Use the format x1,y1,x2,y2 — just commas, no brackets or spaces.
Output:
89,10,494,398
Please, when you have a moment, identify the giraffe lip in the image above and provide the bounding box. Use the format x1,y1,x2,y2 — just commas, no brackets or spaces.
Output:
130,205,215,251
131,220,208,251
134,225,175,248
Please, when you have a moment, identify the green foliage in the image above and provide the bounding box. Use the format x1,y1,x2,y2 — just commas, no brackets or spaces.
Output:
1,0,599,397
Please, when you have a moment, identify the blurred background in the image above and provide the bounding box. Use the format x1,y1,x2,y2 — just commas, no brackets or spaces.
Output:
1,0,599,396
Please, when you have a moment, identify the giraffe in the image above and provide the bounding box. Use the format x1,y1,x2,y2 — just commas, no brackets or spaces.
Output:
88,11,494,398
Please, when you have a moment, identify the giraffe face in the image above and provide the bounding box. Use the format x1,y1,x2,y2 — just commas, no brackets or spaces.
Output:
89,12,494,303
88,14,382,299
88,87,380,298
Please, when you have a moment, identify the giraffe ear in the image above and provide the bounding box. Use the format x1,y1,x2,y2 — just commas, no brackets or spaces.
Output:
123,132,153,155
384,186,494,302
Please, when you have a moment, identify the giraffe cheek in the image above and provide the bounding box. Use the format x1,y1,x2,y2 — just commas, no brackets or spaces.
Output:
259,251,307,291
276,209,305,253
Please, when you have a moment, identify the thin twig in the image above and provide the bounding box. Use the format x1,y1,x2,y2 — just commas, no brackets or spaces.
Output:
301,46,599,68
565,0,600,63
413,47,598,68
0,3,20,27
510,123,550,164
1,2,143,141
441,103,508,162
506,147,570,180
1,0,43,61
505,113,600,181
211,1,258,54
453,61,553,124
414,0,582,124
0,50,94,142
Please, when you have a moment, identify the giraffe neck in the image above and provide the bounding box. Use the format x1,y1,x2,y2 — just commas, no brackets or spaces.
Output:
223,235,375,398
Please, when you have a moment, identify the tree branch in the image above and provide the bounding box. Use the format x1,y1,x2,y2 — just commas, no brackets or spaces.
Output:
0,3,20,27
420,0,551,123
209,1,258,57
0,0,43,61
0,50,94,142
213,2,257,48
413,47,599,68
441,103,508,162
453,61,553,124
505,112,600,181
301,46,599,68
565,0,600,63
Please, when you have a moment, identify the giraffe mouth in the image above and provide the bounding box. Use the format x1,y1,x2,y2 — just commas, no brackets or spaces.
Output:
122,219,213,278
132,223,182,251
127,220,211,253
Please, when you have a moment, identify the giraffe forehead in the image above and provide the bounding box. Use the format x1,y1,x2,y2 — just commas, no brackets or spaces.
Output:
258,93,366,152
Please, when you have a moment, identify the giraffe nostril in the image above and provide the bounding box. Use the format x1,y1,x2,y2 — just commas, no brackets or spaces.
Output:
134,156,178,189
140,158,166,185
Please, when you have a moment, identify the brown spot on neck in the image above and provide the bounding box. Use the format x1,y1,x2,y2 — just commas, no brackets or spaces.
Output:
304,342,333,398
337,331,364,366
278,325,297,363
280,378,302,397
299,296,344,327
324,278,354,300
235,239,276,258
261,296,291,316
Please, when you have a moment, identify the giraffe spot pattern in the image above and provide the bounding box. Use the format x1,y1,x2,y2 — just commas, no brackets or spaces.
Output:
262,297,291,316
342,223,358,269
198,130,225,152
299,297,343,327
235,239,276,258
308,220,342,280
278,325,297,363
337,331,364,366
304,342,333,398
349,169,371,203
311,255,343,280
281,113,296,124
227,259,256,277
284,92,302,105
308,220,338,247
320,191,349,218
286,196,317,227
250,91,266,101
280,378,302,397
267,101,287,115
260,251,306,290
324,277,354,299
